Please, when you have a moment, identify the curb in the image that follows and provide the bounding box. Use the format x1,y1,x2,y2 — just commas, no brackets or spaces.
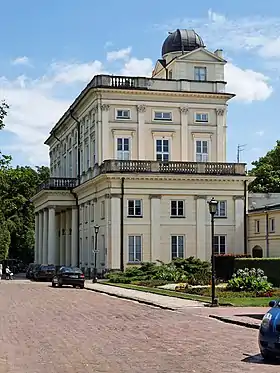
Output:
209,314,260,330
85,286,177,311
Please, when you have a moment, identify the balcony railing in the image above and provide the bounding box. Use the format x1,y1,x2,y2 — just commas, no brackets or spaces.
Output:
37,177,77,192
90,74,226,94
99,160,246,176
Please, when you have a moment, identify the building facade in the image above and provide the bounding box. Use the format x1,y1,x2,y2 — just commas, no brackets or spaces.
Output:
32,29,251,271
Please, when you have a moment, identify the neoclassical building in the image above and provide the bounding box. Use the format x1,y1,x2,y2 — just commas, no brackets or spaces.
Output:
32,29,251,271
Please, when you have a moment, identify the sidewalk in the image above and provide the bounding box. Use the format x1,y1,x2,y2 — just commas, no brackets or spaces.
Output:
84,282,204,310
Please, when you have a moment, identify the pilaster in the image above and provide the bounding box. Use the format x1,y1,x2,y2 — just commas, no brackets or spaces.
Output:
179,106,188,161
137,104,146,160
110,195,121,269
65,209,71,266
216,108,226,162
101,104,110,161
234,195,245,254
60,212,66,265
149,194,162,262
71,207,78,266
42,209,48,264
195,195,207,260
38,211,43,264
47,206,56,265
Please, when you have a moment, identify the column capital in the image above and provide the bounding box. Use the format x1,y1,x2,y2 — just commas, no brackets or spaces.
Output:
216,108,225,116
149,194,162,199
233,195,245,200
93,198,97,203
194,195,207,200
179,106,189,114
105,193,110,199
137,104,146,113
110,193,121,199
48,205,56,210
101,104,110,111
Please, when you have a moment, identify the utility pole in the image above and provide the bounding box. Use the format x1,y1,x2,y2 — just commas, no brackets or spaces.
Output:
237,144,247,163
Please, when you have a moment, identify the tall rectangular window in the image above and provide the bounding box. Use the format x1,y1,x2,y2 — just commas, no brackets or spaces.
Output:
170,200,184,217
127,200,142,217
196,140,208,162
117,138,130,160
269,218,275,233
216,201,227,218
128,236,142,262
213,235,226,255
255,220,260,233
194,67,207,81
156,139,169,161
171,235,184,259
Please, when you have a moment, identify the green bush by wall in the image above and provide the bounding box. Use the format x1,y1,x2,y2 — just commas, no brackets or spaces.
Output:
234,258,280,287
215,254,251,281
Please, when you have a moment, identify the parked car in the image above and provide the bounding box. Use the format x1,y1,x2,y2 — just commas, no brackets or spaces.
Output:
259,299,280,361
26,264,40,280
34,264,56,282
52,266,85,288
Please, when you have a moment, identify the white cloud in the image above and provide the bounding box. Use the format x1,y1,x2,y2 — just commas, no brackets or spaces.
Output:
259,37,280,58
11,56,32,67
120,58,153,76
225,63,273,102
256,130,264,136
107,47,132,61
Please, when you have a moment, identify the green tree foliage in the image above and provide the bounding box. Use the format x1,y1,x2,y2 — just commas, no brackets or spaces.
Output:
249,140,280,193
0,101,50,263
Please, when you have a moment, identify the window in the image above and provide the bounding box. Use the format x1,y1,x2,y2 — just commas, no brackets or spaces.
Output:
194,67,207,81
85,143,89,169
116,109,130,119
195,113,208,123
128,236,142,262
91,138,96,165
127,200,142,217
213,235,226,255
90,203,94,222
255,220,260,233
170,200,184,217
154,111,172,121
171,236,184,259
196,140,208,162
156,139,169,161
269,218,275,233
215,201,227,218
101,201,105,219
168,70,173,79
68,150,72,177
117,138,130,160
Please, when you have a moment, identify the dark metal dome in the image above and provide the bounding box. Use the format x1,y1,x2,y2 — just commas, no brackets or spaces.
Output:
162,29,204,57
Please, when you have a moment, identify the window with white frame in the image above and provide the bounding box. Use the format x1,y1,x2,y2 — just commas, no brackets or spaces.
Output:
156,139,169,161
194,66,207,81
255,220,260,233
127,200,142,217
171,235,184,259
195,113,209,123
116,109,130,119
170,200,184,217
195,140,208,162
117,138,130,160
128,235,142,262
213,235,226,255
168,70,173,79
154,111,172,121
215,201,227,218
269,218,275,233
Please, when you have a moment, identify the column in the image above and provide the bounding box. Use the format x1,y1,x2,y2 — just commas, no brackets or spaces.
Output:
48,207,56,265
38,211,43,264
65,209,71,266
234,196,245,254
179,106,189,161
110,194,121,269
42,209,48,264
34,213,39,263
216,108,226,162
97,104,102,165
60,212,66,265
71,207,78,266
55,214,60,265
137,105,146,160
101,104,110,161
195,196,207,260
150,195,161,262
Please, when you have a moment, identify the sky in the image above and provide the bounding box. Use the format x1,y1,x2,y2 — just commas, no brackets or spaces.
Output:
0,0,279,168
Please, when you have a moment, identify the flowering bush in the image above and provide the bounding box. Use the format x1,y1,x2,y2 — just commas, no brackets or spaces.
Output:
227,268,272,293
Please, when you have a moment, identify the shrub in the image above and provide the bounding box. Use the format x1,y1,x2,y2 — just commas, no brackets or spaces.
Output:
153,262,187,282
215,254,251,281
131,279,169,287
234,258,280,287
171,257,211,285
227,268,272,293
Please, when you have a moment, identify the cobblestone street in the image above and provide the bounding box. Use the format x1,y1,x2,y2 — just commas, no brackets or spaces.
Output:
0,281,279,373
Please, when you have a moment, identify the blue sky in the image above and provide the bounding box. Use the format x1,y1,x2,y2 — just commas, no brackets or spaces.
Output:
1,0,280,167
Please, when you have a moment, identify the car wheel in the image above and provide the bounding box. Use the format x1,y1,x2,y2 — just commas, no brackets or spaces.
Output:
58,279,63,288
80,285,84,289
261,350,276,361
51,281,56,287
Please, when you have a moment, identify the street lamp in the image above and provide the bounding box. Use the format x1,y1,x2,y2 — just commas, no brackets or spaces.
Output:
92,224,100,283
208,197,219,307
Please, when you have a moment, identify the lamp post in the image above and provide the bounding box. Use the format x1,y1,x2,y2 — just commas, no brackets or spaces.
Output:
208,197,219,307
92,224,100,283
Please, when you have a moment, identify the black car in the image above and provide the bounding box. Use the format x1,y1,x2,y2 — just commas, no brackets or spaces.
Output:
34,264,56,281
52,266,85,288
26,264,40,279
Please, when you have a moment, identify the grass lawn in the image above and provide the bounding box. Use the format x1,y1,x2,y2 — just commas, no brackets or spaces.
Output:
102,283,273,307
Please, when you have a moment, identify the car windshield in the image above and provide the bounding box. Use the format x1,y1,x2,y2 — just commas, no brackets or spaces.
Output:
62,267,82,274
41,265,55,271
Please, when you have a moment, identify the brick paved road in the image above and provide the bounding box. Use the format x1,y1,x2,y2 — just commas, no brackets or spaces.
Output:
0,281,279,373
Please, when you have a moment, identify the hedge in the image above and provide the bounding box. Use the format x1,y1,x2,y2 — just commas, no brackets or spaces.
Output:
215,254,251,281
234,258,280,287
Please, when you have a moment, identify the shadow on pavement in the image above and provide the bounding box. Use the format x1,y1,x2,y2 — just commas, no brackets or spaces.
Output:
242,353,280,365
235,314,264,320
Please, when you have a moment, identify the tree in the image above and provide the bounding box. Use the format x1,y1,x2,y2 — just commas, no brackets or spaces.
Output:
249,140,280,193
